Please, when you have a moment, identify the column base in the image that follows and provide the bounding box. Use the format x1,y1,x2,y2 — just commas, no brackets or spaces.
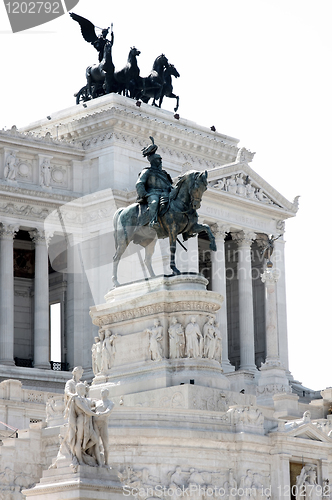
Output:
0,359,15,366
34,363,51,370
221,359,235,373
239,364,258,373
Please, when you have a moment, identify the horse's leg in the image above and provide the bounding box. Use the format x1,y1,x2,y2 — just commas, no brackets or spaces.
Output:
112,238,129,287
158,95,164,108
169,230,181,275
191,223,217,252
175,95,179,112
144,239,157,278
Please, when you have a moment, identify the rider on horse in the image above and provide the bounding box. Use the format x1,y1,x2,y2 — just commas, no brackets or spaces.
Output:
136,137,173,230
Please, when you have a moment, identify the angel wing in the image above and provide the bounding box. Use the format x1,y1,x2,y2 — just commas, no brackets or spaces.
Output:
70,12,98,44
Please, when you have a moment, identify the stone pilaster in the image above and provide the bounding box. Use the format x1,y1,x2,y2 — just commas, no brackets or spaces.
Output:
29,229,50,369
257,267,291,404
261,268,280,365
211,224,234,372
0,223,19,365
231,230,257,372
273,236,290,372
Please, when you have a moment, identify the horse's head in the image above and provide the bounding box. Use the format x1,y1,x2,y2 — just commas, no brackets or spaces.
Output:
169,64,180,78
153,54,169,72
190,171,208,210
129,47,141,58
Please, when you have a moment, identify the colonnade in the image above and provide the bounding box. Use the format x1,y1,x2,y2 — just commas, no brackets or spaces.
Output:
0,224,50,368
0,220,287,375
210,225,286,373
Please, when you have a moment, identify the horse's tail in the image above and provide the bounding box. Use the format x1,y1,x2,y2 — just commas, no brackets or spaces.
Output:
113,208,124,250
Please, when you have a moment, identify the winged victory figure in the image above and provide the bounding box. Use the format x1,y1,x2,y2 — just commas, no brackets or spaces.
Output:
70,12,113,62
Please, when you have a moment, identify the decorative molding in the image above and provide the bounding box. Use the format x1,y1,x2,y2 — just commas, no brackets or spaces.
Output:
256,383,291,396
92,301,220,327
0,183,75,203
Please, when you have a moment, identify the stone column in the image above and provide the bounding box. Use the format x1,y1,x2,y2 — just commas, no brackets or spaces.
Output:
211,224,234,372
273,234,290,371
231,230,257,372
30,229,50,369
0,224,19,365
261,268,280,365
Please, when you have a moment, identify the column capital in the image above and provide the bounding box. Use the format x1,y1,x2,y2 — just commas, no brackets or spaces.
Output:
0,223,19,239
29,229,47,244
261,268,280,285
231,230,256,246
210,223,230,239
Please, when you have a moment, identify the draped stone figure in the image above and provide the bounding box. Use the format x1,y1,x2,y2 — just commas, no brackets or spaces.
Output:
4,152,17,180
168,317,185,359
101,329,118,371
93,388,115,467
146,319,163,361
203,316,216,359
185,317,202,359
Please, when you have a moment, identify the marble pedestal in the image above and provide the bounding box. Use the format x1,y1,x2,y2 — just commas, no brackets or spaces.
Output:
256,361,291,406
23,460,124,500
89,274,230,395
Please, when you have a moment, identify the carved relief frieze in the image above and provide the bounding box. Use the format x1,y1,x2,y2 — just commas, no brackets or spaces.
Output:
210,172,282,207
227,405,264,427
0,201,50,220
92,301,220,327
256,383,291,396
192,392,236,412
0,467,36,500
117,465,271,500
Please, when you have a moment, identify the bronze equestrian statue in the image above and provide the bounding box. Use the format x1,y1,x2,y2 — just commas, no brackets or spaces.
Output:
112,138,216,287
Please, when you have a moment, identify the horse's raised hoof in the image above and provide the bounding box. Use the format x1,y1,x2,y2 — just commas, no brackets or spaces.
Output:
210,241,217,252
170,266,181,275
112,277,120,288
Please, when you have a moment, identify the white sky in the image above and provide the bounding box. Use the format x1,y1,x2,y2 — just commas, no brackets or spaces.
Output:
0,0,331,391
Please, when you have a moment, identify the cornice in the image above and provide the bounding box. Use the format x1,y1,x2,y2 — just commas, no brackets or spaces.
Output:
0,183,77,204
0,126,84,156
20,94,241,165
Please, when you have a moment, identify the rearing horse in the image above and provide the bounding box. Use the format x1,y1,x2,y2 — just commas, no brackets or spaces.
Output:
159,63,180,112
136,54,169,105
113,46,141,97
112,170,217,287
85,40,114,98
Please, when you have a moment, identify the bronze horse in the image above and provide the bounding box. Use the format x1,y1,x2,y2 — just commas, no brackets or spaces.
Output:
136,54,169,105
85,40,114,99
112,170,216,287
113,46,141,97
158,63,180,112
